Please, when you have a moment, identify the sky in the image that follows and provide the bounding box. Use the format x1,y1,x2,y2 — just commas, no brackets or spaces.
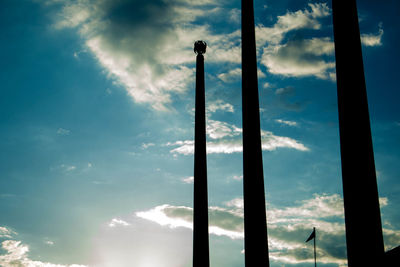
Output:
0,0,399,266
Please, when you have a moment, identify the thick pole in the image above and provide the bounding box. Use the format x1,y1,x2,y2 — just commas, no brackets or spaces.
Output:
193,52,209,267
241,0,270,266
332,0,384,266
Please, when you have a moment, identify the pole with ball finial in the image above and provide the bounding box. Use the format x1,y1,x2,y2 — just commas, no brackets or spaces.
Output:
192,40,209,267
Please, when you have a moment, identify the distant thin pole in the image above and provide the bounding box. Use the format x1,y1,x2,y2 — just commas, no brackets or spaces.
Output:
306,227,316,266
313,228,317,267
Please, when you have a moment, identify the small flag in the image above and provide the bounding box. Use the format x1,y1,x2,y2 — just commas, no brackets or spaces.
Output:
306,228,315,242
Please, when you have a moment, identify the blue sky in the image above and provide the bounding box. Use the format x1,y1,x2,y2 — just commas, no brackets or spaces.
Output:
0,0,399,266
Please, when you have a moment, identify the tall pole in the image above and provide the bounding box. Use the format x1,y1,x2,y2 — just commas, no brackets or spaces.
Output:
192,40,209,267
241,0,270,266
332,0,384,266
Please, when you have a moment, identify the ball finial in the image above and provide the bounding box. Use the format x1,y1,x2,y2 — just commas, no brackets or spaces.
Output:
194,40,207,55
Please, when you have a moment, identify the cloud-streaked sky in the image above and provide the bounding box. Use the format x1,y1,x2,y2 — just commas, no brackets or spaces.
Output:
1,0,399,266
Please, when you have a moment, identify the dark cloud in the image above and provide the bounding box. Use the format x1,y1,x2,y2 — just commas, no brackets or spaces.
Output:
47,0,243,110
209,208,244,232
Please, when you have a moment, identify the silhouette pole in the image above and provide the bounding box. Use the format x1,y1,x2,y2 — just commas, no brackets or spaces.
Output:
241,0,270,266
306,227,317,267
332,0,384,266
313,229,316,267
192,40,210,267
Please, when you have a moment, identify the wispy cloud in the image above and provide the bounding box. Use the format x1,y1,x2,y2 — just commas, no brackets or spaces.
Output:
206,119,241,139
0,239,87,267
57,128,70,135
136,205,193,230
60,164,76,172
217,68,241,83
275,119,298,127
166,119,308,155
44,240,55,246
141,143,155,149
231,175,243,181
167,134,308,155
136,193,400,266
0,227,16,239
181,176,194,184
136,205,243,239
109,218,131,228
256,3,331,47
206,100,235,114
0,226,86,267
361,25,384,47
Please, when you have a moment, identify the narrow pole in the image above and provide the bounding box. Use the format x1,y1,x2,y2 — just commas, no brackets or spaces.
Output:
241,0,270,266
192,41,209,267
313,228,317,267
332,0,384,266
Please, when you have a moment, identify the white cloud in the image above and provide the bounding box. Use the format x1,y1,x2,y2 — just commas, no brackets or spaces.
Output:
261,130,309,151
0,240,87,267
136,205,193,230
206,100,234,114
379,197,389,207
165,140,195,155
57,128,70,135
261,37,335,80
136,194,346,238
131,192,400,265
229,8,240,24
45,240,55,246
217,68,265,83
255,3,337,80
181,176,194,184
167,127,308,155
109,218,131,228
141,143,155,149
135,194,348,264
225,198,244,209
0,227,16,239
85,36,194,111
53,1,92,29
166,118,308,155
255,3,330,47
275,119,298,127
383,228,400,251
60,164,76,172
136,205,243,239
232,175,243,181
206,119,241,139
217,68,241,83
267,194,345,224
361,27,384,47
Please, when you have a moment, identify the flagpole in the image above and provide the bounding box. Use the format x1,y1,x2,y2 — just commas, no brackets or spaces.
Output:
313,227,317,267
